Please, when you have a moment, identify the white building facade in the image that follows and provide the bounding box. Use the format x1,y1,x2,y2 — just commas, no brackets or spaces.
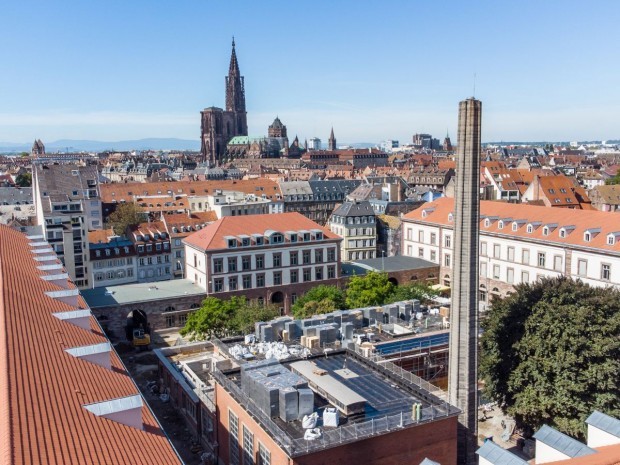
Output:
183,213,341,313
403,198,620,308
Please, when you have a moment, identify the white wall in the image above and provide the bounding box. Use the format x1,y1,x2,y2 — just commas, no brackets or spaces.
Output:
587,424,620,448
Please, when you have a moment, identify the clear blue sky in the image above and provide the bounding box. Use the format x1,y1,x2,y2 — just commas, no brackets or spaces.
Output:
1,0,619,144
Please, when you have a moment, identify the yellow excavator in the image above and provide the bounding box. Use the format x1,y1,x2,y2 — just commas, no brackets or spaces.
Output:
132,328,151,350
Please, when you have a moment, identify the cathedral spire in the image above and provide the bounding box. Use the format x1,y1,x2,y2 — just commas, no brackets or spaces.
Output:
328,127,336,151
226,37,246,116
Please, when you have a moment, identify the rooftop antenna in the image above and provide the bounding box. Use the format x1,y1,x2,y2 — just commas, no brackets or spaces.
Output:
473,73,476,98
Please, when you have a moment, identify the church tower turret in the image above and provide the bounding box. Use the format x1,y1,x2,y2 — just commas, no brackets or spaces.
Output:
328,127,336,151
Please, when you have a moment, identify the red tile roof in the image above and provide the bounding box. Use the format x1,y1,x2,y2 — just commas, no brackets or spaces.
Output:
403,197,620,251
0,225,181,465
100,179,282,203
184,212,340,251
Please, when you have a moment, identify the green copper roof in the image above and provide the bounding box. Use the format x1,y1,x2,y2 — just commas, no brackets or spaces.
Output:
228,136,266,145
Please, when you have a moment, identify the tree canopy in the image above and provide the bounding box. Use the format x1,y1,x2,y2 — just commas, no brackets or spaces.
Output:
291,285,346,319
606,168,620,185
15,172,32,187
180,296,279,340
345,271,395,309
106,203,145,236
480,277,620,439
384,282,438,305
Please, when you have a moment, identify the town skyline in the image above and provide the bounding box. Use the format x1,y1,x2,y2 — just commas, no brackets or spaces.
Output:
2,1,619,143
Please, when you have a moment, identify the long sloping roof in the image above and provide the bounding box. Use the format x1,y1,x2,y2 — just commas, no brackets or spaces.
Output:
403,197,620,252
184,212,340,251
0,225,182,465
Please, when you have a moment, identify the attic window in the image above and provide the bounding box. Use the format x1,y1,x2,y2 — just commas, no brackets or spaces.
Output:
527,225,533,233
448,213,454,222
584,232,591,242
512,222,518,231
484,219,491,228
542,226,549,236
227,238,237,248
498,221,504,229
607,233,619,245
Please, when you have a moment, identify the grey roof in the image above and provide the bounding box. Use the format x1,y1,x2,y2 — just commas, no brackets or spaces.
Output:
309,179,362,194
34,164,99,213
0,187,32,204
586,411,620,438
332,200,376,217
81,279,205,308
533,425,596,458
354,255,436,272
279,181,313,196
476,440,528,465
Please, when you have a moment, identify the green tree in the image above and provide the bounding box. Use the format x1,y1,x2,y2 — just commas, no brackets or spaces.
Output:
385,282,438,304
180,296,237,339
606,168,620,185
106,202,144,236
480,277,620,439
19,152,29,157
345,271,395,308
230,299,280,335
291,285,346,319
15,172,32,187
181,296,279,340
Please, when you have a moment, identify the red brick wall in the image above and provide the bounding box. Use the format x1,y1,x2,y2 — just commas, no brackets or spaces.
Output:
216,383,457,465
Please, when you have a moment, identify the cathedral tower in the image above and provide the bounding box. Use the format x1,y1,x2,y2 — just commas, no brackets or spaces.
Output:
225,37,248,135
200,38,249,165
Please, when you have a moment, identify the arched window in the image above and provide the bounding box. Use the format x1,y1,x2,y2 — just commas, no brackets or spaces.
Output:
164,306,175,312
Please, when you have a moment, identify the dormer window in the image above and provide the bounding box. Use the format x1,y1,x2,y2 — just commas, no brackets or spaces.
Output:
227,238,237,248
498,221,504,229
607,233,620,245
484,219,491,227
448,213,454,222
542,226,549,236
583,228,601,242
527,225,533,233
559,225,575,238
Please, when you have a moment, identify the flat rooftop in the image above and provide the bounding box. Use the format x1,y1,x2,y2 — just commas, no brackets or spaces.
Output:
81,279,205,307
353,255,437,272
218,349,458,456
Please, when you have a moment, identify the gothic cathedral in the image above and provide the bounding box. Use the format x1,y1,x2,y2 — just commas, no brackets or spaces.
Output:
200,38,248,165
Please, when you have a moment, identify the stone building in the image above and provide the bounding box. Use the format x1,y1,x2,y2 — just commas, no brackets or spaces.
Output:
200,39,248,165
328,200,377,261
183,212,341,314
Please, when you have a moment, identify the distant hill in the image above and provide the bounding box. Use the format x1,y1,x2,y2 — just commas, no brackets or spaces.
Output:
0,138,201,153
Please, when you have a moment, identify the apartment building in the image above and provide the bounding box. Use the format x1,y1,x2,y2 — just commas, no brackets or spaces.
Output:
184,212,341,313
402,197,620,306
328,200,377,261
88,229,138,287
33,164,102,288
128,222,173,282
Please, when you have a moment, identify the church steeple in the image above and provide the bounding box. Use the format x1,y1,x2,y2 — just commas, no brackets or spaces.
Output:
226,37,245,114
328,127,336,151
